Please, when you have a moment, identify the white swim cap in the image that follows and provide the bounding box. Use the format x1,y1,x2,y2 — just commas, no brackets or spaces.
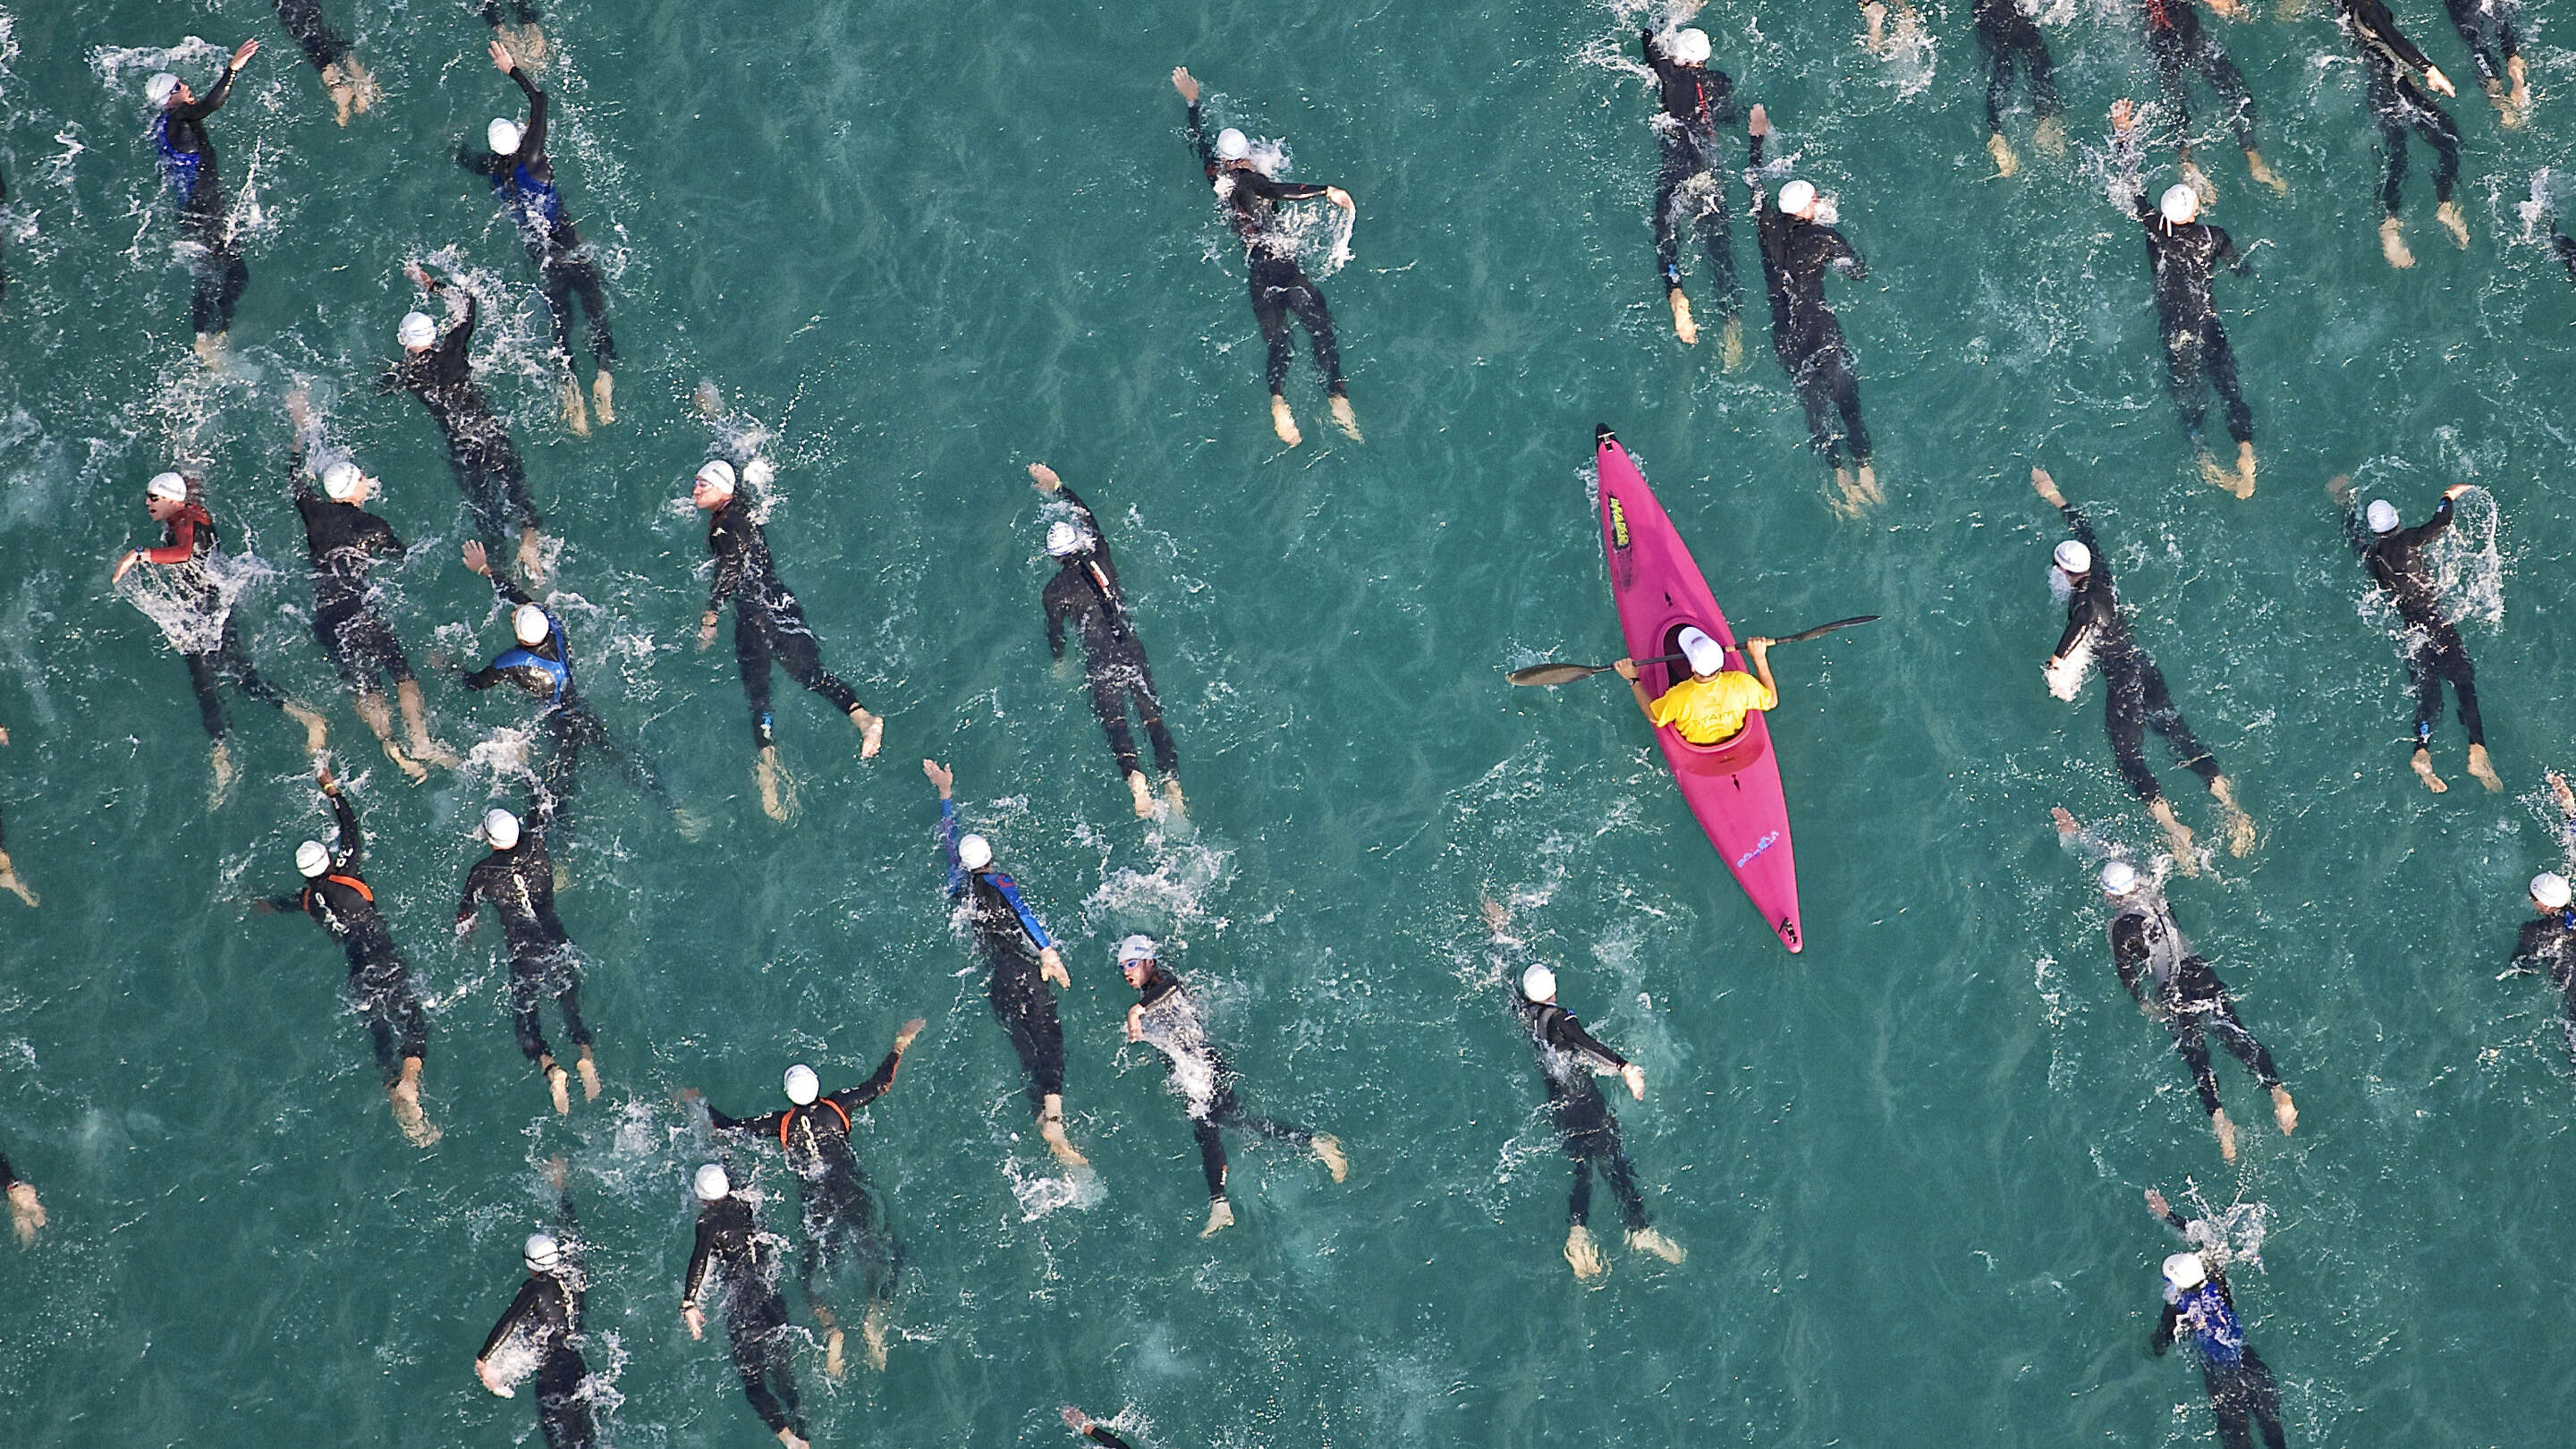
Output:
512,604,550,647
2162,1251,2207,1290
296,840,331,878
2159,184,2199,225
743,458,775,487
146,72,180,106
958,833,994,872
1215,128,1251,163
693,1164,731,1201
146,471,189,503
524,1233,563,1271
1046,521,1084,558
321,462,366,503
2365,499,2401,535
2100,860,2140,896
482,807,521,851
784,1063,819,1106
1779,180,1818,217
488,117,523,157
694,459,737,496
398,311,437,349
1676,625,1727,677
1521,963,1556,1001
2054,539,2092,575
2534,872,2572,910
1117,934,1158,965
1671,27,1713,64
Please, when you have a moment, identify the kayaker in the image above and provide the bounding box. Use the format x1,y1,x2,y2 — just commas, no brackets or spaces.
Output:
2150,1250,2289,1449
1611,627,1774,746
2328,477,2497,793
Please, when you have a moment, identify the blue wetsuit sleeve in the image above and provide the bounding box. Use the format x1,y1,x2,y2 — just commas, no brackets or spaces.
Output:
991,876,1055,953
937,797,964,894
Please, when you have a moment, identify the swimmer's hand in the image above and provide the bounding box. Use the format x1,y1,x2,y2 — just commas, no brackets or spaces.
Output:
2051,806,2079,836
697,611,718,650
230,38,261,71
2031,466,2065,506
1039,947,1070,988
2444,482,2471,502
406,261,436,292
111,551,140,584
922,758,953,799
2110,97,2136,134
672,1086,702,1106
2427,65,2456,98
2144,1187,2169,1218
2548,769,2574,815
682,1304,706,1340
490,38,517,74
1170,68,1199,105
477,1360,513,1397
1062,1406,1096,1435
894,1018,928,1053
2325,473,2352,504
1611,657,1640,681
1621,1063,1646,1100
1029,463,1062,493
1326,186,1355,212
462,539,492,577
1125,1004,1144,1044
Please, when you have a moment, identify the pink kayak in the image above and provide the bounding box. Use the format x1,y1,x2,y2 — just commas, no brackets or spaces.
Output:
1592,426,1802,953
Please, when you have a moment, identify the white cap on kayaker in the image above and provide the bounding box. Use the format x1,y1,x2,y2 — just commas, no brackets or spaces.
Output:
2100,860,2140,897
2533,872,2572,910
2054,539,2092,575
2366,499,2401,535
1675,626,1727,677
1521,963,1556,1002
2163,1251,2207,1290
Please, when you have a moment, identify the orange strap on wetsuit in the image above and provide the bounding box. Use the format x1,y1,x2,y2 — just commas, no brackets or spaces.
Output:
304,874,375,909
782,1098,851,1149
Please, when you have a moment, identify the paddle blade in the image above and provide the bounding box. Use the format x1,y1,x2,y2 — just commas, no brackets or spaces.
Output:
1505,662,1608,687
1774,614,1880,645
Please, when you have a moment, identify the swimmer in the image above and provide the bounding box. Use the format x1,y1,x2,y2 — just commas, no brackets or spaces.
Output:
1060,1407,1137,1447
1975,0,2066,177
1031,464,1182,818
2130,0,2285,198
1483,899,1684,1282
691,1016,926,1377
2500,776,2576,1077
267,1,378,125
925,758,1087,1166
2442,0,2526,124
2108,102,2258,497
1612,626,1775,746
2338,0,2466,266
2037,470,2255,863
1171,67,1361,447
254,767,438,1146
112,471,330,804
2150,1250,2289,1449
476,1161,593,1449
1115,936,1344,1237
461,40,614,432
2331,479,2497,792
1745,106,1877,515
690,457,882,822
2,1149,43,1245
0,726,38,907
456,802,596,1114
2056,810,2296,1160
682,1165,810,1449
284,392,457,782
1638,18,1745,365
386,267,547,578
145,40,259,365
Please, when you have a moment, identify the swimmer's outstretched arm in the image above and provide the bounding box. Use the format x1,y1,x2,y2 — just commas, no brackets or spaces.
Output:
834,1018,928,1110
1061,1406,1135,1449
2142,1187,2192,1235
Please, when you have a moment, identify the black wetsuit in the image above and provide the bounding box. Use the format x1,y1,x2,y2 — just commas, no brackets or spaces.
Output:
2109,889,2284,1118
1130,964,1317,1202
291,444,414,696
705,489,860,751
2510,909,2576,1073
2152,1269,2288,1449
152,64,250,338
379,284,540,550
2349,496,2482,752
682,1194,805,1441
2052,502,2223,804
939,800,1066,1112
2139,0,2259,153
264,790,429,1085
1746,131,1870,471
271,1,354,73
457,70,614,377
1511,971,1652,1234
1082,1429,1137,1449
480,1227,592,1449
1185,101,1347,399
1640,31,1739,319
707,1047,905,1306
2112,132,2254,449
1976,0,2060,134
1043,483,1176,783
478,0,544,25
461,572,670,829
138,503,291,741
455,808,589,1068
2444,0,2521,89
2343,0,2461,217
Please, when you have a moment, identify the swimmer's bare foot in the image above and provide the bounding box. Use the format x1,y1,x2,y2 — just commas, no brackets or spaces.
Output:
1328,394,1361,442
2413,746,2448,793
1987,131,2021,178
2505,56,2529,125
194,333,228,370
391,1058,439,1146
1039,1096,1088,1167
2034,116,2068,157
1719,314,1745,371
1271,394,1301,447
775,1429,809,1449
591,371,614,426
322,63,357,125
1127,770,1155,818
1162,775,1187,817
2181,154,2216,207
2210,778,2256,856
1311,1134,1348,1182
1200,1198,1235,1238
2437,199,2470,250
560,377,590,436
577,1046,600,1101
285,700,331,758
2148,799,2199,872
2233,441,2257,499
2468,742,2503,792
2271,1085,2298,1135
1829,467,1862,520
7,1179,42,1244
2245,148,2286,195
1669,287,1698,344
2212,1107,2238,1162
1564,1224,1605,1281
862,1303,890,1370
210,740,236,808
822,1326,847,1380
2382,216,2417,268
1853,462,1883,505
544,1059,572,1115
516,528,547,584
849,706,883,758
1627,1225,1686,1264
0,853,34,908
757,747,799,824
2195,446,2233,494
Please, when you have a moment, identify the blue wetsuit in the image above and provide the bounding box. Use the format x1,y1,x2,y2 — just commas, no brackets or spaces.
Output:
151,63,250,337
458,69,614,375
462,572,667,832
2152,1270,2288,1449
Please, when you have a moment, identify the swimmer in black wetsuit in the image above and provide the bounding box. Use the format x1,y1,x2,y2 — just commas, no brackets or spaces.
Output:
1115,936,1345,1238
1975,0,2065,178
1171,67,1361,449
1745,106,1877,517
145,41,259,366
2055,809,2296,1161
460,41,614,434
2330,478,2498,792
691,1016,924,1377
2506,780,2576,1078
1482,900,1683,1281
690,454,883,823
386,265,547,580
112,471,330,804
476,1162,592,1449
1638,20,1745,365
2338,0,2467,267
1031,464,1182,819
457,801,597,1114
925,758,1088,1166
2036,470,2255,866
268,0,377,125
255,767,438,1145
283,392,457,783
682,1165,812,1449
2132,0,2284,199
2107,103,2259,499
457,540,681,836
2444,0,2527,123
2,1148,44,1245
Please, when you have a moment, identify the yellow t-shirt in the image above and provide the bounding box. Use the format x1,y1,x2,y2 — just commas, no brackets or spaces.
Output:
1647,671,1776,744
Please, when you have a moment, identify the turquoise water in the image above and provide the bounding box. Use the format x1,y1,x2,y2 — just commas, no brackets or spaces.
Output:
7,0,2576,1445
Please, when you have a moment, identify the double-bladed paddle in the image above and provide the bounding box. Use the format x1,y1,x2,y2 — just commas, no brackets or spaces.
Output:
1504,614,1880,687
